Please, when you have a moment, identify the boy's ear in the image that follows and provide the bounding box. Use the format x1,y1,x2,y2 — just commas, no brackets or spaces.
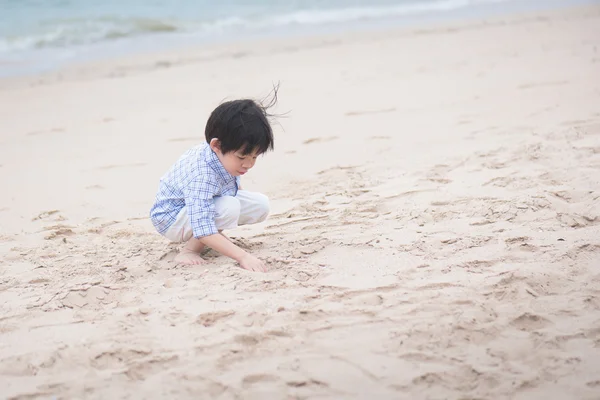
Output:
209,138,221,153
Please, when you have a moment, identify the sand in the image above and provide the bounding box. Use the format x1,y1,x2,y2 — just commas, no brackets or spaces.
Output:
1,4,600,399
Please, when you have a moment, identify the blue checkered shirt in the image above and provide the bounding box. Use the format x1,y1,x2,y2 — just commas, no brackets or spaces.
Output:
150,142,239,238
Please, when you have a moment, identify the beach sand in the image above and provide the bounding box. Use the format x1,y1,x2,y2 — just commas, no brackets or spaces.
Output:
1,4,600,399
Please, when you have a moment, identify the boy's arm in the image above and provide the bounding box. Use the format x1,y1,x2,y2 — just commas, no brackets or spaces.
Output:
185,174,266,272
199,234,266,272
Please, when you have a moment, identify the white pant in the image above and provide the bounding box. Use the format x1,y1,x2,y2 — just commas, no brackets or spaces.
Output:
163,190,269,243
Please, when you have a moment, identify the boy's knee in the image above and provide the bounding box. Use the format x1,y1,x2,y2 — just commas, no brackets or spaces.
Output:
217,196,241,218
214,196,241,229
253,193,270,223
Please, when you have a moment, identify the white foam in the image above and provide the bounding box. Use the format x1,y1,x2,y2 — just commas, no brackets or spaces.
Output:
0,0,512,54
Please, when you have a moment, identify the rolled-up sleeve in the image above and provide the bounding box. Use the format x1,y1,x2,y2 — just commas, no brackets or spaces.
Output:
184,173,219,238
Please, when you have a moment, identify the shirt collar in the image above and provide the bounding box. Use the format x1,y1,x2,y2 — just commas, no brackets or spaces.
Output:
204,143,235,183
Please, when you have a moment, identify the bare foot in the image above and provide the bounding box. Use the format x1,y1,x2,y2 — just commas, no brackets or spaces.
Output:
174,249,206,265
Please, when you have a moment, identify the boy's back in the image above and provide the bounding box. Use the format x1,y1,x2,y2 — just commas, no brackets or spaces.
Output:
150,142,240,238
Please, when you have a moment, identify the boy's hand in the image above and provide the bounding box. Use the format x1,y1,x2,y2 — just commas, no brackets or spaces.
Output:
239,254,268,272
199,233,267,272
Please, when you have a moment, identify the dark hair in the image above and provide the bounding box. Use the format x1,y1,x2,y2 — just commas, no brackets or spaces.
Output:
205,89,278,155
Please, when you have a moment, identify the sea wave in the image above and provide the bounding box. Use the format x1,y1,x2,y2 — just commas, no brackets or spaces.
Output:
0,18,184,52
0,0,507,53
267,0,500,26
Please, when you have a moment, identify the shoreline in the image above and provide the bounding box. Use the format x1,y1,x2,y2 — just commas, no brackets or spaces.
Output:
0,1,597,90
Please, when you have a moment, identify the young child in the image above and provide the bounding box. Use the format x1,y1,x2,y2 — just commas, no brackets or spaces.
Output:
149,96,276,272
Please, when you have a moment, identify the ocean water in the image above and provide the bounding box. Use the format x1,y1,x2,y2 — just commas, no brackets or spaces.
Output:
0,0,595,76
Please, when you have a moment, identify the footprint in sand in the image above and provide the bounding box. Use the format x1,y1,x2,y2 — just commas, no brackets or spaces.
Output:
422,163,466,184
303,136,338,145
92,348,178,381
510,313,551,331
504,236,538,252
425,176,452,184
60,286,117,310
196,311,235,327
415,282,461,291
459,259,497,269
91,348,150,370
0,234,15,242
125,355,179,381
549,190,594,204
233,334,262,346
483,176,513,188
0,354,42,376
345,293,384,307
291,241,327,258
329,285,398,304
43,226,76,240
32,210,60,221
556,212,599,228
583,296,600,311
242,374,280,388
287,379,329,388
586,327,600,342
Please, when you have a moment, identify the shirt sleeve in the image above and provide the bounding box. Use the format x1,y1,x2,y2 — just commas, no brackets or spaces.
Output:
184,172,219,238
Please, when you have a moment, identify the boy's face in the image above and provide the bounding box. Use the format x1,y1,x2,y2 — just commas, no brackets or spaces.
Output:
210,139,259,177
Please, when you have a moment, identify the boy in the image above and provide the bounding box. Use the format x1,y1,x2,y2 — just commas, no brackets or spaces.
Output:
149,97,275,272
